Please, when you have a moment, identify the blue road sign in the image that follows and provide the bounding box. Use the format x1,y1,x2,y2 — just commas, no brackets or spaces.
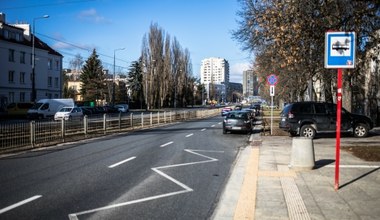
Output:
267,74,278,85
325,32,355,69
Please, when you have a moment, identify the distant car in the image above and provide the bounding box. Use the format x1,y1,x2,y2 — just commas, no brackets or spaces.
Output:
221,107,232,116
223,110,252,134
115,104,129,113
54,107,83,120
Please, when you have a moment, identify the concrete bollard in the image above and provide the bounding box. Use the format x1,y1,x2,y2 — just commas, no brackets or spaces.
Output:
289,137,315,170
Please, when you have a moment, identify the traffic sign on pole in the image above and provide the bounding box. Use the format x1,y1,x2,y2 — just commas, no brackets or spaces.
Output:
267,74,278,85
325,32,355,69
270,85,275,96
325,31,356,191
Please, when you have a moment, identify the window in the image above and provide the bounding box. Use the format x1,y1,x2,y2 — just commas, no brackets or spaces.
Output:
20,72,25,84
48,59,52,70
54,77,59,88
20,92,25,102
20,51,26,64
48,77,52,87
8,71,15,83
55,60,59,70
9,49,15,62
8,92,15,103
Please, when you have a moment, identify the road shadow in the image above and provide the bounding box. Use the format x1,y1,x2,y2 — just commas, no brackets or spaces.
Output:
339,167,380,189
314,159,335,169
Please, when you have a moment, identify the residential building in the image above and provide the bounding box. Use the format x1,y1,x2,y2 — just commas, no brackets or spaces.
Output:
0,13,63,107
200,57,229,102
242,70,259,98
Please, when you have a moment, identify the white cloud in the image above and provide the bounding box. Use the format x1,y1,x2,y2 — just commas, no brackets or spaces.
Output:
78,8,111,24
229,62,251,83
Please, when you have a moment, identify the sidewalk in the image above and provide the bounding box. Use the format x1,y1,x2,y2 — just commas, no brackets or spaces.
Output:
213,128,380,219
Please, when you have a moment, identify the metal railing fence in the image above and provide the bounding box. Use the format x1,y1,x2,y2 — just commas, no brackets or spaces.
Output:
0,109,219,154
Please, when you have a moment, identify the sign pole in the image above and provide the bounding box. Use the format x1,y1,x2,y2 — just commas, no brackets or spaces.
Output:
335,68,343,191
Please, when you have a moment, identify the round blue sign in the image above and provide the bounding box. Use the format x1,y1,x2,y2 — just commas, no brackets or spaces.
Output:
267,74,278,85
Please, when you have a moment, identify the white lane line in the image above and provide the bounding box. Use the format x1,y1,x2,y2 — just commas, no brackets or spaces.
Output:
218,122,222,124
201,128,206,131
68,149,224,219
108,157,136,168
211,125,215,127
185,133,193,137
160,141,173,147
0,195,42,214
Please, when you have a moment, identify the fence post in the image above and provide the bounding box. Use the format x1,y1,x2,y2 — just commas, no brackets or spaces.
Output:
84,115,88,136
30,121,35,148
157,112,160,125
150,112,153,126
130,113,133,129
164,111,166,124
103,114,107,134
61,119,65,142
118,112,122,131
141,112,144,128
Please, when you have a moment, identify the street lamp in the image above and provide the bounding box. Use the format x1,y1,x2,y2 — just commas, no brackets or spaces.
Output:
112,47,125,105
31,15,49,102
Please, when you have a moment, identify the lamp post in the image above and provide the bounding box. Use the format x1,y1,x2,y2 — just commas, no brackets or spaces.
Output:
31,15,49,102
112,47,125,105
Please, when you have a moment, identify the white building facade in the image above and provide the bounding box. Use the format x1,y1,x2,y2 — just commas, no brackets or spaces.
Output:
0,13,63,107
200,57,229,102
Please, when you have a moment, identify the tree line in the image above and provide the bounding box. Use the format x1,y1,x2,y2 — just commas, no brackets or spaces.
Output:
64,23,206,109
233,0,379,114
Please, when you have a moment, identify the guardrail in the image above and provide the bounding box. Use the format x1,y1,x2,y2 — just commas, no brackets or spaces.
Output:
0,108,220,154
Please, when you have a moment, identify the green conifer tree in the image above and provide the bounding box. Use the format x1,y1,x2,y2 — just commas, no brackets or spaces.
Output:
80,49,107,104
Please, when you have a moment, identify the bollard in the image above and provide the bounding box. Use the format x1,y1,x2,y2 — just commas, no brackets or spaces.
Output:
289,137,315,170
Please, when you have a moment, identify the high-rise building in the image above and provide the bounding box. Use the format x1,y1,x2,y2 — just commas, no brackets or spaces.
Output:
200,57,229,85
200,57,229,102
243,70,258,98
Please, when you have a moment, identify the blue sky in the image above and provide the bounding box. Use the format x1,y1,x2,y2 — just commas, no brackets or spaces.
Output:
2,0,252,83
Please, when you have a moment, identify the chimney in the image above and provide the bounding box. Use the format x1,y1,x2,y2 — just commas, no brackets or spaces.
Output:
0,13,5,23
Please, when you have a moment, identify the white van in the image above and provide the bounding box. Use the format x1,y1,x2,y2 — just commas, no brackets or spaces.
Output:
27,99,74,119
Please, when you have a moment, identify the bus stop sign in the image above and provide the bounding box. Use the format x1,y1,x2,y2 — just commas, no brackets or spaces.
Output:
325,32,355,69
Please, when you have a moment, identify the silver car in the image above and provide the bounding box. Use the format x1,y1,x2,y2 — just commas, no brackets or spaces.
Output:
54,107,83,120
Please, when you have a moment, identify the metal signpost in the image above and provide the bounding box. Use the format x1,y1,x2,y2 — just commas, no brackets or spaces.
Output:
325,31,355,191
267,74,278,135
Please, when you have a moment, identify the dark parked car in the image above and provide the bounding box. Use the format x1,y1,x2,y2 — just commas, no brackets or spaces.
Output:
223,110,252,134
279,102,373,138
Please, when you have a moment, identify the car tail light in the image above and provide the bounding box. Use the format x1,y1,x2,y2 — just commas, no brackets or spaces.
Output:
288,111,294,119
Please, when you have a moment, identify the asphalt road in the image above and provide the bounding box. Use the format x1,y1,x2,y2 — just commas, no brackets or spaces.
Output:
0,116,251,220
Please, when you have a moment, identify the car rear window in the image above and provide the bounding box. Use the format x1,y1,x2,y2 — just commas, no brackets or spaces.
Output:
227,111,248,119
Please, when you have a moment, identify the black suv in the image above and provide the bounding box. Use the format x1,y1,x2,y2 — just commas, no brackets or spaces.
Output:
279,102,373,138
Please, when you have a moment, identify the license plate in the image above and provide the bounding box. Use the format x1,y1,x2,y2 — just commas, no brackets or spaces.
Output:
232,127,241,130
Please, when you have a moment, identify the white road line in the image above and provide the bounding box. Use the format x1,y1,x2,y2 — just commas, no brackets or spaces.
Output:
185,133,193,137
108,157,136,168
201,128,206,131
218,122,222,124
211,125,215,127
160,141,173,147
0,195,42,214
325,165,380,169
68,149,224,219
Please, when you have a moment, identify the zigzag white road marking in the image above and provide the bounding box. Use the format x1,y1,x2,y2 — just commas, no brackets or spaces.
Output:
68,149,224,220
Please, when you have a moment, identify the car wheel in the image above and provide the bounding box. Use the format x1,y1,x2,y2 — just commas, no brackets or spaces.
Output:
353,123,369,138
300,125,316,138
223,128,227,134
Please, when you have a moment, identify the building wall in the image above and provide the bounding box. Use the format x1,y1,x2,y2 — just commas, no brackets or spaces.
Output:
200,57,230,102
243,70,258,98
0,13,63,104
